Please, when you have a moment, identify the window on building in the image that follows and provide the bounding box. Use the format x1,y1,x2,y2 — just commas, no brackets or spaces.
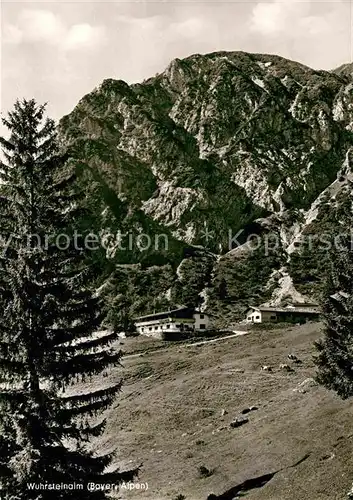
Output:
166,324,170,328
200,314,204,319
154,326,158,330
199,324,206,329
141,328,144,332
255,315,260,320
270,315,276,320
149,327,152,331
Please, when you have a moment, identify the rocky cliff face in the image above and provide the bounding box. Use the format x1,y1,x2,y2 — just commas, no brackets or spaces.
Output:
59,51,353,325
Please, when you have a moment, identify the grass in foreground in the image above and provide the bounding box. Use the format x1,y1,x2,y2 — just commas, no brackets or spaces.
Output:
98,323,353,500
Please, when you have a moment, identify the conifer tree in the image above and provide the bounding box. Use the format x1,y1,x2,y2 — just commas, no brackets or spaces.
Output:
315,222,353,398
0,99,136,498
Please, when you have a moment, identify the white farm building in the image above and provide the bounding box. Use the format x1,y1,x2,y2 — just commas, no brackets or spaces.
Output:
134,307,210,339
246,304,320,324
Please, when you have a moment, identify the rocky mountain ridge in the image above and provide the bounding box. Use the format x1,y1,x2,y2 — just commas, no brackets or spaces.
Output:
59,51,353,326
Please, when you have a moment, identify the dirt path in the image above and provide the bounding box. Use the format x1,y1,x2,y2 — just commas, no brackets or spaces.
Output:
122,331,248,360
185,331,248,347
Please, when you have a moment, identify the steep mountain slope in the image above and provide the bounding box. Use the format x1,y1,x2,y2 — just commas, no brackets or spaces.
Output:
59,51,353,324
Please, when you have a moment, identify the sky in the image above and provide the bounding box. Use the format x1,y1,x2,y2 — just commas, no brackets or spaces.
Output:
0,0,352,124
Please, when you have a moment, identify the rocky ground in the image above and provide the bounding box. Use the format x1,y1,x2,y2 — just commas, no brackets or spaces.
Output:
96,322,353,500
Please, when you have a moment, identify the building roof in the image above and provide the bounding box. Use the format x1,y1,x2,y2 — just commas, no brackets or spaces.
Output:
247,306,320,314
330,291,349,301
134,306,194,322
291,302,319,308
134,307,211,322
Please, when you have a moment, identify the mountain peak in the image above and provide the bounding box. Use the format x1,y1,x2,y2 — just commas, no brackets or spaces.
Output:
59,50,353,320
